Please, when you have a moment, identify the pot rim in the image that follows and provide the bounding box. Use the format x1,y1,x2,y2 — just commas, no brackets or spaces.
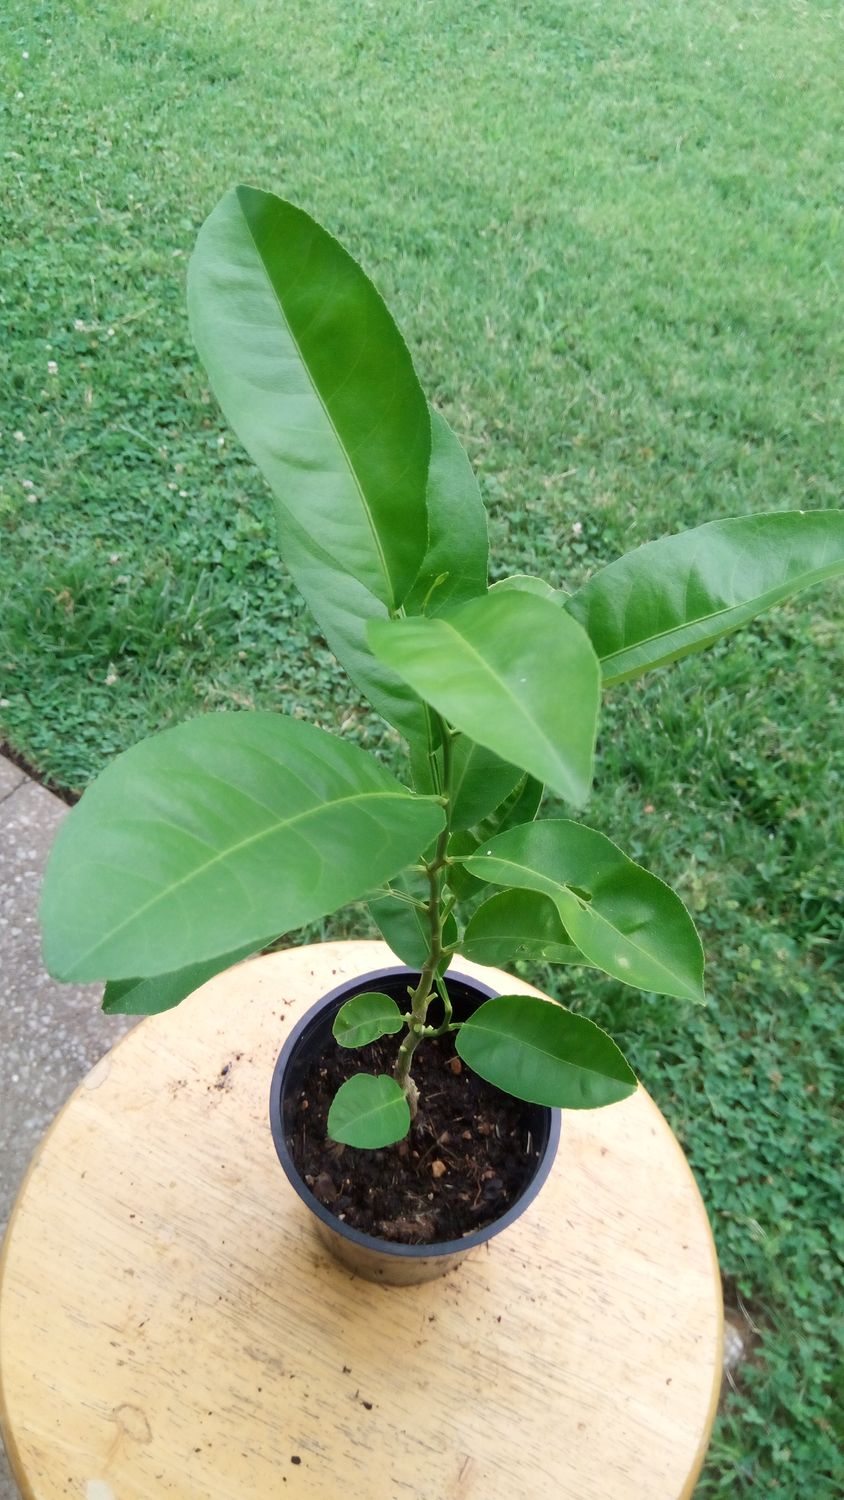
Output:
269,965,562,1262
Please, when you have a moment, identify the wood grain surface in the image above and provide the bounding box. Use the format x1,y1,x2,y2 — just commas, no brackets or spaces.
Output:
0,941,722,1499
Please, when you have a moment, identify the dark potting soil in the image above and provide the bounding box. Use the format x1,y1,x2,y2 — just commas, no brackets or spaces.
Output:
288,1030,543,1245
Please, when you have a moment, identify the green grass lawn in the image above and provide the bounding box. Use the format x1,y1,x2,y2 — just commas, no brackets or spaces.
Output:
2,1,842,1489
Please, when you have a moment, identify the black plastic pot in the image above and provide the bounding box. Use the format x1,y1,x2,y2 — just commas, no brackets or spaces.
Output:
269,966,561,1286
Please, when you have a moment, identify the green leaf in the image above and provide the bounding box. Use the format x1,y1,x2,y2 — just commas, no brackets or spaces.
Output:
456,996,637,1108
275,532,432,744
414,729,527,835
408,729,440,796
332,992,405,1048
443,830,490,903
445,776,543,904
369,591,600,805
475,773,543,843
405,409,489,616
101,936,271,1015
369,873,458,969
292,413,486,746
449,737,524,831
565,511,844,686
41,711,444,982
490,574,561,603
188,186,433,747
277,415,493,747
188,186,430,611
460,819,704,1002
461,889,588,968
327,1073,411,1148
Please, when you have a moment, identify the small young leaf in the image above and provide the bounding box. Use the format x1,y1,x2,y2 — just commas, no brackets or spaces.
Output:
332,992,405,1048
456,996,637,1108
327,1074,411,1148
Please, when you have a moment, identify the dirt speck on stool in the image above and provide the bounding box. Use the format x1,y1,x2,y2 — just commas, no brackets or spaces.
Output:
210,1052,244,1091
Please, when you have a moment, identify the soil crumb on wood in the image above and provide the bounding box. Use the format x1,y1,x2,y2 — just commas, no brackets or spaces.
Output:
288,1031,542,1244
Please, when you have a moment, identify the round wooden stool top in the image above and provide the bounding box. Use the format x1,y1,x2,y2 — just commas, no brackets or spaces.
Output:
0,942,722,1500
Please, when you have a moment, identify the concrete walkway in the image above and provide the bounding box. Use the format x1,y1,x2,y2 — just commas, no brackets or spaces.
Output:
0,756,137,1499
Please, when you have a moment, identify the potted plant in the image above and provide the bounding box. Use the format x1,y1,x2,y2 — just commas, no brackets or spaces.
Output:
40,186,844,1285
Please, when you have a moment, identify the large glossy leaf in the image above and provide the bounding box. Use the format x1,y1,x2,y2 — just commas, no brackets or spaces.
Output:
327,1074,411,1148
101,936,271,1015
275,413,491,746
41,712,444,982
460,890,587,968
566,511,844,686
460,820,704,1001
369,591,600,805
332,992,405,1048
456,996,637,1108
188,186,430,611
285,413,487,747
405,410,489,616
188,187,434,749
277,516,432,744
369,873,458,970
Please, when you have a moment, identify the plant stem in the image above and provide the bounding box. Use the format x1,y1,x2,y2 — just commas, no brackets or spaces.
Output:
418,973,455,1040
393,718,455,1114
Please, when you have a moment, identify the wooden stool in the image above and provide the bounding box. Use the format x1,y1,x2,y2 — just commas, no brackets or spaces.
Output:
0,941,722,1499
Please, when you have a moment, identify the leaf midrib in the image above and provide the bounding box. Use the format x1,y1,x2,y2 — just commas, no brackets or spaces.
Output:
63,789,431,974
240,200,395,606
591,556,844,676
464,851,698,994
465,1010,630,1084
411,615,590,797
335,1078,406,1130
